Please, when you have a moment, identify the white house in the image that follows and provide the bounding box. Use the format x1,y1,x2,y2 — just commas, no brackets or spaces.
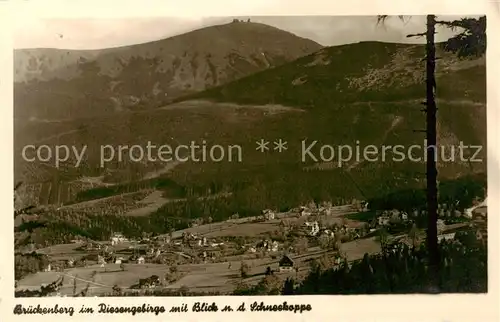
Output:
270,241,279,252
378,215,390,226
111,232,128,245
299,206,312,217
115,257,124,264
97,255,106,265
137,256,145,264
438,232,456,242
437,219,446,233
304,221,320,236
323,229,334,237
473,206,488,218
265,211,275,220
465,197,488,218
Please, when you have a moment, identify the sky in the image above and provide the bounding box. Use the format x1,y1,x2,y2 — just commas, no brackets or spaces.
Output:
13,15,470,50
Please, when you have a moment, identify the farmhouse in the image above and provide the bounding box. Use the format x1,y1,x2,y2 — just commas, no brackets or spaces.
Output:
472,206,487,220
378,215,390,226
438,232,456,242
270,240,279,252
66,258,75,267
465,197,488,218
110,232,128,245
304,221,320,236
262,209,276,220
299,206,312,217
153,235,171,244
322,229,335,238
437,219,446,233
97,255,106,265
139,275,160,289
279,255,295,272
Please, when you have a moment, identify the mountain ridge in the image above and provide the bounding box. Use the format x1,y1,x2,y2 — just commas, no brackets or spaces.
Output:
14,21,323,120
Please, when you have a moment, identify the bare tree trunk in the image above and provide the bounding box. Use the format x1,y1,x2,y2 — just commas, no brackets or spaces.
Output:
425,14,440,291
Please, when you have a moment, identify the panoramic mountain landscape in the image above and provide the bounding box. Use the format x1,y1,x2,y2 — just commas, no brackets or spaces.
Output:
14,16,487,297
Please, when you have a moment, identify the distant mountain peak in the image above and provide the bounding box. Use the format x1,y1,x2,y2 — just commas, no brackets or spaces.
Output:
14,23,322,120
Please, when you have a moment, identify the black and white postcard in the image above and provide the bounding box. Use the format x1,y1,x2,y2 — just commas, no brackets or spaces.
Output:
1,0,498,321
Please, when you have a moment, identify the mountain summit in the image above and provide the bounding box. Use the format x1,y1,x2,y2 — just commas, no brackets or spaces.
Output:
14,21,322,120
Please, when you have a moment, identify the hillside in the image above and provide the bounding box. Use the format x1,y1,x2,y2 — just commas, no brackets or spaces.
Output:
182,41,485,106
14,21,322,120
166,41,486,193
13,41,486,246
177,41,487,169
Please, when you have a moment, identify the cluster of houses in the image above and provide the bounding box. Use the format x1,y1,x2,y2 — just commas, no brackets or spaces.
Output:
246,239,280,253
375,201,487,228
180,232,225,248
302,219,361,241
110,233,128,245
252,200,360,223
376,210,409,226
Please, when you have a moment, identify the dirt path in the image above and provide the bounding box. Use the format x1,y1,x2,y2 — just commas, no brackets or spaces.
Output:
124,191,232,216
30,129,83,145
160,100,305,113
142,159,184,180
57,191,142,210
350,99,485,107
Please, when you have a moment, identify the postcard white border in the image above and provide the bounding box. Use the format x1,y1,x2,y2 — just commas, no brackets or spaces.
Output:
1,0,499,321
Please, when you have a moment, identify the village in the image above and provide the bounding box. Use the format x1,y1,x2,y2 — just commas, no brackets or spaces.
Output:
15,197,487,296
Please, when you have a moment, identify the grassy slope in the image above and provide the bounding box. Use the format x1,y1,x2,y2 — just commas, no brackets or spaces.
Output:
180,42,485,106
169,41,486,190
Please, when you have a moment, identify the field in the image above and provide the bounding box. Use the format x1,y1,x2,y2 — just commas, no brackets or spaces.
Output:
16,204,384,296
17,238,381,296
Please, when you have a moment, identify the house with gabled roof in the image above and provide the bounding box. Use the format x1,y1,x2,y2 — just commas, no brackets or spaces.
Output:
278,255,295,272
